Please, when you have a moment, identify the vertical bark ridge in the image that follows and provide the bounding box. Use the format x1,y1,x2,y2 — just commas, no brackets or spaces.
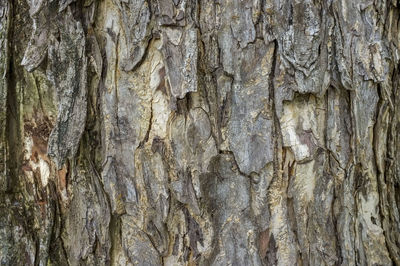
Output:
0,0,399,265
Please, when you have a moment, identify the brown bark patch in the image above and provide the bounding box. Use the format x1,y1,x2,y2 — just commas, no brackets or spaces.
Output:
258,228,270,258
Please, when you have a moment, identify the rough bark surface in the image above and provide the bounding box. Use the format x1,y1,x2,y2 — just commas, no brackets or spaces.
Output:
1,0,400,265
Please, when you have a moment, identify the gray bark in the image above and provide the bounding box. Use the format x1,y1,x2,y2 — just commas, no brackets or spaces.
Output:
1,0,400,265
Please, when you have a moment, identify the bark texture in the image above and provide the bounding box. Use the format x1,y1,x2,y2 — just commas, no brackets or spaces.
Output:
1,0,400,265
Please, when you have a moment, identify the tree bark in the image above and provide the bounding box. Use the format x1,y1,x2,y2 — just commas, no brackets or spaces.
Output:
1,0,400,265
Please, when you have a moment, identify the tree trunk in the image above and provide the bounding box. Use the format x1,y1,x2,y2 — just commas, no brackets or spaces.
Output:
1,0,400,265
